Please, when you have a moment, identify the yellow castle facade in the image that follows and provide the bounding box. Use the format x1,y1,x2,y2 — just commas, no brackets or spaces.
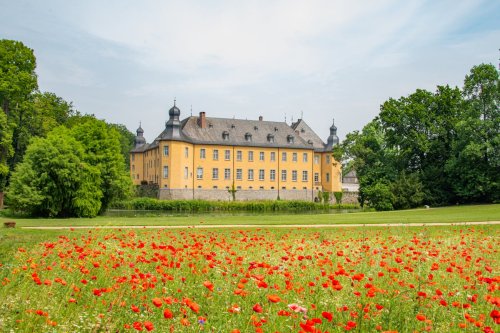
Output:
130,103,341,201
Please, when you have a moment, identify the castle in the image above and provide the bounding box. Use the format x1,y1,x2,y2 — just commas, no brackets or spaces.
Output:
130,103,341,201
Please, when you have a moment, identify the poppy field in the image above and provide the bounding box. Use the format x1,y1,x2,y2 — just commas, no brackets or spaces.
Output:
0,225,499,332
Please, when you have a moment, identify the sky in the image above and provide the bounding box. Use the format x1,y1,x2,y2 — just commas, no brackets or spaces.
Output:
1,0,499,142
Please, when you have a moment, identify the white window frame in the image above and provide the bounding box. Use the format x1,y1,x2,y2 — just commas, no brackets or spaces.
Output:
270,169,276,181
302,170,308,182
200,149,206,159
163,145,169,156
213,149,219,161
292,152,297,162
259,152,265,161
248,151,254,162
248,169,254,180
236,169,242,180
225,150,231,161
197,167,203,179
224,168,231,180
163,166,168,178
281,170,287,181
270,152,276,161
292,170,297,182
259,169,265,181
212,168,219,180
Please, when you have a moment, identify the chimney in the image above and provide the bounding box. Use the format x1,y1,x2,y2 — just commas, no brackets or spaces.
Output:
259,116,263,121
198,111,206,129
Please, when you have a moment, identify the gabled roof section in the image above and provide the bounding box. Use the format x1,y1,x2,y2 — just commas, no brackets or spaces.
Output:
181,116,312,149
291,119,327,151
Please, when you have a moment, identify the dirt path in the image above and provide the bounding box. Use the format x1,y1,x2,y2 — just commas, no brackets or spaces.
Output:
21,221,500,229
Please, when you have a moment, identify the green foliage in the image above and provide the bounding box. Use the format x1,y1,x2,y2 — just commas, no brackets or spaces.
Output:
390,172,424,209
363,182,394,211
107,123,135,170
135,183,159,198
338,63,499,210
70,117,133,213
322,191,330,203
112,198,360,212
6,127,102,217
0,109,13,184
333,191,343,204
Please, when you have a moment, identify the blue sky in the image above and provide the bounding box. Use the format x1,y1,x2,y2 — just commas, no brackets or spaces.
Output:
1,0,499,142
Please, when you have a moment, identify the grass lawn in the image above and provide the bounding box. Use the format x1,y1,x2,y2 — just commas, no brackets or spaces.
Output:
0,203,499,227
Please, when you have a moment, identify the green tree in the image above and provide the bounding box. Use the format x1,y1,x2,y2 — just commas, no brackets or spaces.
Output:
447,64,499,202
70,117,133,213
0,109,13,208
107,123,135,169
31,92,76,137
6,127,102,217
390,172,425,209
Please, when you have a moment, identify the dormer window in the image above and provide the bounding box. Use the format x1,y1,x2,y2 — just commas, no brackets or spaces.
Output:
301,128,305,133
254,126,258,131
287,135,294,144
307,139,313,145
267,134,275,143
245,132,252,142
208,123,213,128
231,124,235,129
274,127,278,132
222,131,229,141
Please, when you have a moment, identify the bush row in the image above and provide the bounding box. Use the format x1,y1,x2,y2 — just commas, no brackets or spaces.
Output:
111,198,360,212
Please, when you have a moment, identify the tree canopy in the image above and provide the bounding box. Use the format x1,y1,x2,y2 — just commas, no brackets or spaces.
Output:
336,63,499,210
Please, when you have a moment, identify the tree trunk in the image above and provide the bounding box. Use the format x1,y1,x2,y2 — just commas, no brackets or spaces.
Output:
0,191,4,210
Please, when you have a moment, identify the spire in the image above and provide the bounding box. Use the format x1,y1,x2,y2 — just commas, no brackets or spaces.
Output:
134,122,146,147
165,101,182,139
325,117,339,150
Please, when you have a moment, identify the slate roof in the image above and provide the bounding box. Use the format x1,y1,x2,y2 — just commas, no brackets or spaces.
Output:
132,115,331,152
291,119,327,152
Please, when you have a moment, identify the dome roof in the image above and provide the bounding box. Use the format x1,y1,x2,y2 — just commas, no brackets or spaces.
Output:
136,125,144,135
169,104,180,117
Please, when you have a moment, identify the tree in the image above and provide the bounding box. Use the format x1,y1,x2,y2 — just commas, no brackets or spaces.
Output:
447,64,499,202
70,117,133,213
107,123,135,170
0,109,13,208
6,127,102,217
31,92,76,137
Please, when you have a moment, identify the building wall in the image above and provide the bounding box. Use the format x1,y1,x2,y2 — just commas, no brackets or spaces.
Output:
134,141,343,201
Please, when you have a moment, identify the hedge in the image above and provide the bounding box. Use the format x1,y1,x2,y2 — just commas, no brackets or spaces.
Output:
111,198,360,212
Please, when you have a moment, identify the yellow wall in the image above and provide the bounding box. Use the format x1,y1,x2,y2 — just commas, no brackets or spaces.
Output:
131,141,342,194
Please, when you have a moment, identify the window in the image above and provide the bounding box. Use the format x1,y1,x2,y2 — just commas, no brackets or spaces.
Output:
248,169,254,180
200,149,206,159
163,166,168,178
185,147,189,158
302,171,308,182
259,152,264,161
270,169,276,181
267,134,274,143
212,168,219,180
270,152,276,161
248,151,254,162
237,150,242,161
281,170,287,181
259,169,265,181
184,167,189,179
224,168,231,180
163,145,169,156
303,153,308,163
287,135,294,143
245,133,252,142
326,173,330,182
225,150,231,160
292,153,297,162
326,155,330,164
292,170,297,182
236,169,242,180
314,173,319,182
197,167,203,179
213,149,219,161
222,131,229,140
314,155,319,164
132,154,135,161
282,152,287,161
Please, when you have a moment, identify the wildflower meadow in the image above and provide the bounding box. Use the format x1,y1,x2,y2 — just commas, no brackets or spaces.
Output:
0,225,498,332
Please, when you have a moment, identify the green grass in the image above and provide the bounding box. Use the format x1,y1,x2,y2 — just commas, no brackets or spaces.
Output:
1,204,499,227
